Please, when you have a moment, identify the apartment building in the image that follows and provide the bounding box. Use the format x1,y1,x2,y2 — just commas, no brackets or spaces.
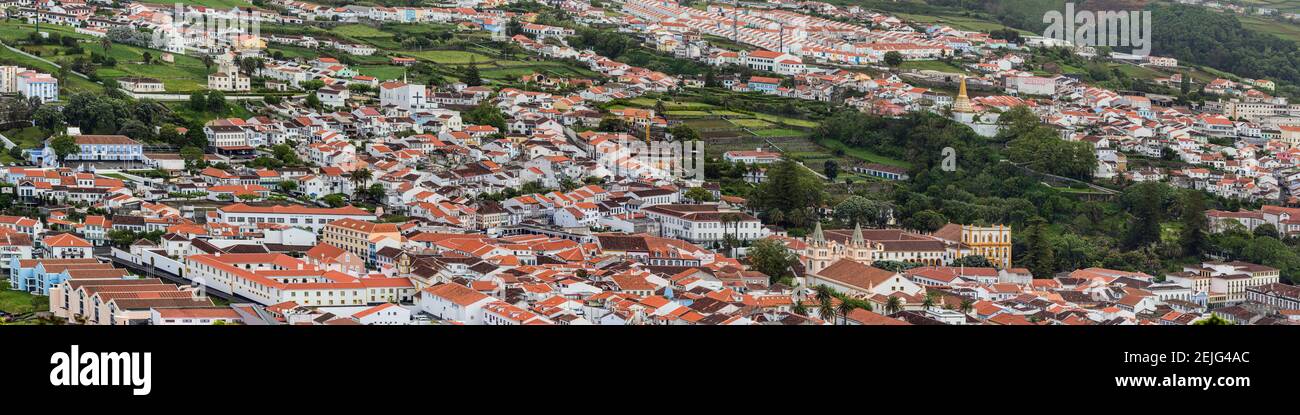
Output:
641,204,768,245
213,203,377,233
321,218,402,264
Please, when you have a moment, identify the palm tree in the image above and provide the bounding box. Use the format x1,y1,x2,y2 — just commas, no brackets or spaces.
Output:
814,285,834,322
100,36,112,53
349,168,372,200
960,299,974,315
836,300,857,325
791,301,807,316
923,291,941,311
884,295,903,315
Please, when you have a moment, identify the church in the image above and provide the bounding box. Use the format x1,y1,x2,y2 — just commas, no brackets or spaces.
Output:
798,221,1013,275
950,76,1003,138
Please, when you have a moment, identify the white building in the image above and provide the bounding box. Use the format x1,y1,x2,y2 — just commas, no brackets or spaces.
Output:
641,204,769,245
379,81,428,110
417,283,494,324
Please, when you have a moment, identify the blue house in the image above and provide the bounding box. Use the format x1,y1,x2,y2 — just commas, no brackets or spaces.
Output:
8,258,118,296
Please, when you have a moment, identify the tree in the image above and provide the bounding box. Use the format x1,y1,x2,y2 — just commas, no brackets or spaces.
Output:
462,58,482,86
836,300,857,325
33,106,64,132
1024,217,1056,278
349,169,373,199
50,134,78,165
1006,121,1097,180
823,160,838,181
464,101,508,131
834,196,890,228
884,51,904,67
684,187,714,202
669,124,699,142
815,285,835,323
954,255,992,267
189,92,207,111
884,296,903,315
748,158,824,227
180,146,205,171
1194,314,1232,325
322,193,347,208
305,92,322,110
1123,182,1166,249
1253,223,1280,239
277,180,298,195
201,54,214,74
207,90,227,114
1180,190,1208,257
904,210,947,232
747,238,798,285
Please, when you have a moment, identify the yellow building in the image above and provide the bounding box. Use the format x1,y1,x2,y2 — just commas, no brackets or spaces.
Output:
321,218,402,264
935,223,1012,269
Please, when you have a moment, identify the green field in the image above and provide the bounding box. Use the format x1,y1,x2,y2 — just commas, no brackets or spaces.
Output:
83,43,210,92
1239,15,1300,44
0,21,205,92
627,98,716,109
753,128,807,137
356,65,408,80
899,60,970,74
401,50,495,64
0,289,47,315
730,118,775,129
752,112,820,128
895,12,1034,34
332,24,395,39
815,137,911,169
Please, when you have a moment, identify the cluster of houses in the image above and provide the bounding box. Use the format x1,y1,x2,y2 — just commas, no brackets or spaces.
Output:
4,0,1300,326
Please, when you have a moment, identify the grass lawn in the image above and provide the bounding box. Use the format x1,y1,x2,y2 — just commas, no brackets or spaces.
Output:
81,43,210,92
815,137,911,168
684,119,737,130
753,128,807,137
332,24,395,39
665,110,710,116
752,112,819,128
402,50,495,64
730,118,775,129
710,110,747,116
626,97,715,109
0,41,101,94
1239,15,1300,44
0,20,201,93
899,60,970,75
356,65,408,81
0,289,47,315
1,126,50,163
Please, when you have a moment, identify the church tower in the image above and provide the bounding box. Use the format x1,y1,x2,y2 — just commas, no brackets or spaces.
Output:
952,76,974,114
806,222,833,274
848,222,872,262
